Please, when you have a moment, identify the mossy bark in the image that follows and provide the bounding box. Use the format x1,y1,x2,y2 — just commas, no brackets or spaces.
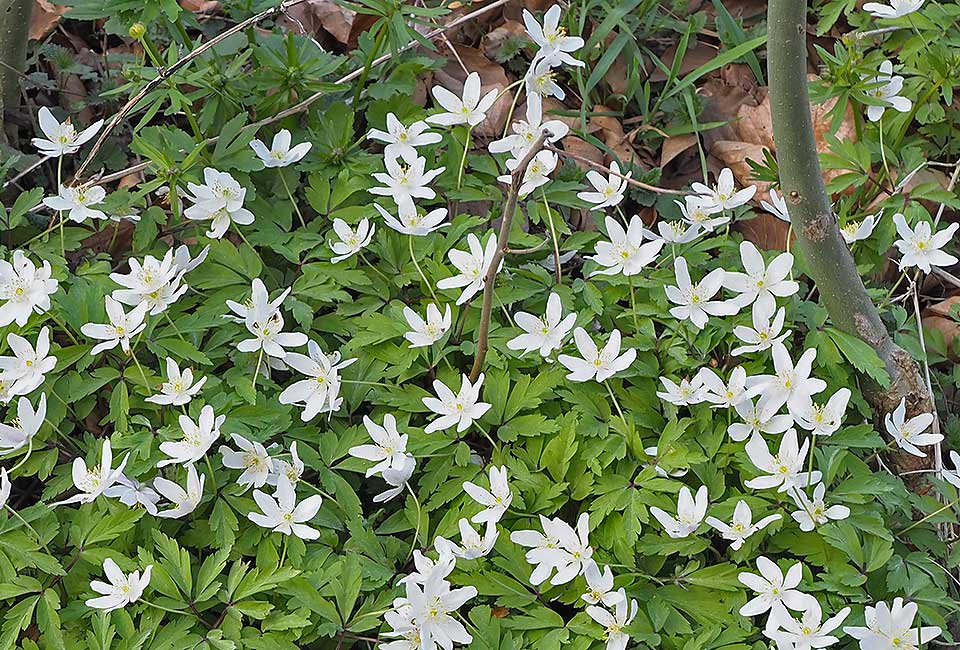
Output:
767,0,931,473
0,0,32,140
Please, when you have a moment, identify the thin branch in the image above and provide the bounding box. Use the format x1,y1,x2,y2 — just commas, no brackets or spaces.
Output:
72,0,310,181
544,144,686,195
469,133,547,382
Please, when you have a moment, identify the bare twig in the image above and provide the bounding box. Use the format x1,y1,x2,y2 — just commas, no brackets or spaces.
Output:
73,0,310,181
469,133,547,382
544,144,686,195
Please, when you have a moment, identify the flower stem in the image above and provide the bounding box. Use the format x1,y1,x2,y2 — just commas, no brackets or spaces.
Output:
405,482,422,559
46,310,79,346
57,155,64,259
456,126,473,191
359,251,392,285
10,438,32,473
142,600,190,615
4,505,51,552
603,380,629,431
251,347,264,392
130,351,152,396
628,274,639,335
408,236,440,303
279,172,306,229
898,497,960,535
204,454,218,494
163,311,187,343
540,188,562,283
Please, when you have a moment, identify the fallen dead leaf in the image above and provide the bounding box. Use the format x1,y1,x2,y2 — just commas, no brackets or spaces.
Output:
481,19,526,62
650,41,716,83
278,0,356,48
589,104,637,165
30,0,64,41
179,0,220,12
433,45,513,139
660,134,699,168
923,295,960,359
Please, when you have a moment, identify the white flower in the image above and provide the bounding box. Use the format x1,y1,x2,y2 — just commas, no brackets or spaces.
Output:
403,303,451,348
677,195,728,231
497,149,558,197
81,297,149,356
0,468,9,510
790,482,851,532
656,374,708,407
649,485,708,538
766,600,850,650
862,0,923,18
427,71,499,127
237,310,307,359
462,464,512,524
248,475,323,540
761,189,791,223
883,397,940,457
0,394,46,452
589,215,664,277
374,453,416,503
184,168,255,239
510,512,593,585
249,128,311,168
280,343,355,421
85,558,152,612
691,168,757,212
722,241,799,312
558,327,636,383
892,212,958,273
172,244,210,276
944,449,960,490
525,58,566,100
581,561,623,607
110,249,188,315
42,184,107,223
220,434,274,489
225,277,288,324
643,220,703,244
524,4,585,68
706,500,781,550
577,162,630,210
368,114,441,160
403,574,478,650
863,60,913,123
153,463,204,519
375,203,448,236
844,599,942,650
437,518,498,560
103,474,160,515
330,218,375,263
156,405,224,468
666,257,737,329
586,590,638,650
507,292,576,357
32,106,103,157
53,439,127,506
370,150,445,215
267,441,305,487
794,388,851,437
748,343,826,419
145,357,206,406
699,366,749,408
422,373,492,433
437,233,498,306
0,327,57,397
728,397,794,442
745,429,821,493
0,251,58,327
349,414,409,477
738,557,812,621
732,302,791,356
841,213,880,245
489,93,568,160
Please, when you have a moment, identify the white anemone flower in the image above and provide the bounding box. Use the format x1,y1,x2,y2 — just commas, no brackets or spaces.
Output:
862,0,923,18
422,373,492,433
844,598,942,650
248,476,323,540
558,327,636,383
403,303,452,348
145,357,206,406
219,434,274,489
497,150,558,197
0,394,46,452
760,189,791,223
0,327,57,397
677,195,728,231
249,129,311,168
437,233,498,306
154,463,204,519
732,301,791,356
367,114,441,160
329,218,375,263
744,429,821,493
523,4,585,68
577,161,630,210
31,106,103,156
883,397,941,457
85,559,152,612
507,292,576,357
81,297,149,356
52,439,127,506
892,212,958,273
790,483,851,532
691,168,756,212
156,405,224,468
666,257,737,329
589,215,664,277
706,500,781,550
42,184,107,223
0,251,58,327
426,71,499,127
863,60,912,123
375,204,448,236
649,485,708,538
840,213,880,245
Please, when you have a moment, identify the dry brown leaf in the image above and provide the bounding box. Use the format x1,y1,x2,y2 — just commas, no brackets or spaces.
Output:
179,0,220,12
650,42,716,83
481,19,526,62
923,296,960,358
30,0,64,41
278,0,356,47
660,134,698,168
589,104,637,165
433,45,512,138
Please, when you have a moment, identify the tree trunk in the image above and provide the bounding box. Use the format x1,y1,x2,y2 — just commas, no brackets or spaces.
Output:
0,0,31,140
766,0,932,474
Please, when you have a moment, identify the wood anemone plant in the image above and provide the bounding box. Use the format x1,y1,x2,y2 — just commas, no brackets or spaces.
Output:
767,0,935,477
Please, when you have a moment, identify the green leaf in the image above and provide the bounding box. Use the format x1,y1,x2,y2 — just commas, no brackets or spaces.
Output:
825,327,891,387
